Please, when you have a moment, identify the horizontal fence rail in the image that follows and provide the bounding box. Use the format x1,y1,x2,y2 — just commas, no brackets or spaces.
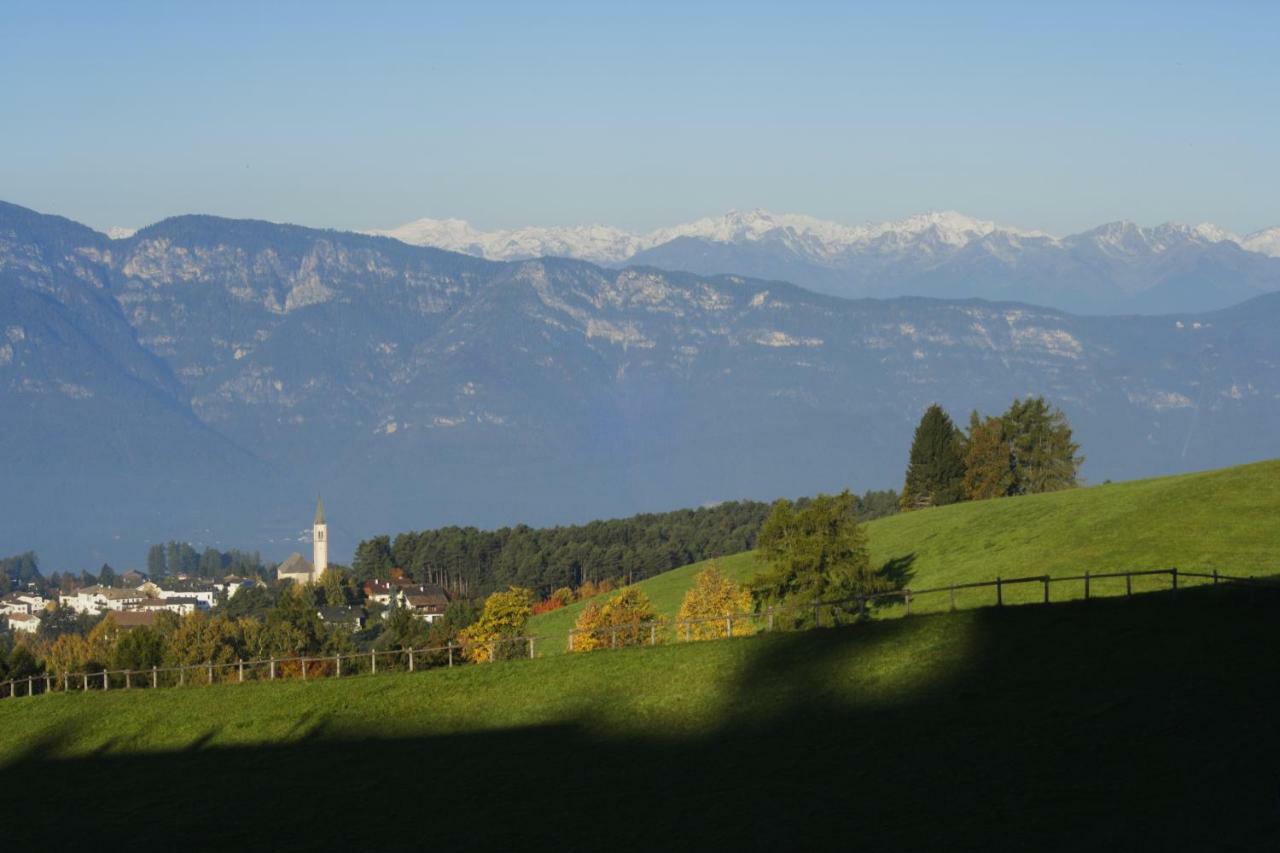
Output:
566,567,1279,647
0,635,538,700
4,569,1275,699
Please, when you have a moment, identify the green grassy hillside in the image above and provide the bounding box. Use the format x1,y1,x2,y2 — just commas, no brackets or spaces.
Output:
3,586,1279,850
530,460,1280,646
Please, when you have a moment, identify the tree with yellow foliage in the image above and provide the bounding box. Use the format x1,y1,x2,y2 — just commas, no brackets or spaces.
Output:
570,586,661,652
459,587,534,662
676,562,755,641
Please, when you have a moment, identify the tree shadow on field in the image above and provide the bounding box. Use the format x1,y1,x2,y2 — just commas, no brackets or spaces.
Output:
879,552,916,587
6,585,1280,852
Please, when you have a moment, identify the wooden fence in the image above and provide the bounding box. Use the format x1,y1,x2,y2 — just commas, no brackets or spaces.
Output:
566,568,1276,648
0,635,537,700
3,569,1273,699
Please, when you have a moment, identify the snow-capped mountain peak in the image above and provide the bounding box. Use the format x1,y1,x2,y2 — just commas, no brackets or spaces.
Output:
369,209,1280,268
1241,226,1280,257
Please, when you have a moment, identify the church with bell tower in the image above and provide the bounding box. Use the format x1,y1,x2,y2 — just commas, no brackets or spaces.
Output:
277,497,330,585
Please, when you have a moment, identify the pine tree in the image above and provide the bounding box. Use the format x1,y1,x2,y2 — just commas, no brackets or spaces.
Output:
146,544,166,578
963,415,1015,500
901,405,967,509
1001,397,1083,494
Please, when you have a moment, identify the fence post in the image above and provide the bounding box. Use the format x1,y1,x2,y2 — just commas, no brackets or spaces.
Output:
408,649,414,672
103,669,109,691
28,677,34,697
152,666,157,689
1172,567,1179,593
239,659,245,683
528,637,535,659
650,624,656,646
207,662,213,685
371,649,377,674
1125,574,1132,597
1043,577,1050,604
84,673,89,690
302,657,307,680
448,644,454,667
768,609,775,631
1085,570,1091,601
727,616,733,638
337,654,342,677
125,670,131,690
685,623,691,642
270,658,276,680
45,674,52,693
1213,569,1219,586
996,577,1003,607
905,593,912,616
64,672,70,692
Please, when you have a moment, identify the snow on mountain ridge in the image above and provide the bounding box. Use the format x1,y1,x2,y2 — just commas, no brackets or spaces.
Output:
1241,227,1280,257
370,210,1280,262
370,208,1052,263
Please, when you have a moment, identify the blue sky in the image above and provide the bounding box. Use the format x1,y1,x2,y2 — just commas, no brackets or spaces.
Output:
2,1,1276,235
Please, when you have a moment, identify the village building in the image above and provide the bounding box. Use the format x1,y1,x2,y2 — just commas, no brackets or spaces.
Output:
60,585,112,614
112,610,159,630
402,584,451,622
317,605,365,632
121,569,148,587
133,597,201,616
1,592,45,616
7,612,40,634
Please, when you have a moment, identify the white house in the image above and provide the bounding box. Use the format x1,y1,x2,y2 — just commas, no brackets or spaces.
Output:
0,594,33,616
102,589,146,611
60,586,145,614
139,581,215,610
61,585,108,614
133,597,199,616
7,612,40,634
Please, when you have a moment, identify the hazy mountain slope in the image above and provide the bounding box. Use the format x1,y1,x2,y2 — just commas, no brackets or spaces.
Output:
2,201,1279,568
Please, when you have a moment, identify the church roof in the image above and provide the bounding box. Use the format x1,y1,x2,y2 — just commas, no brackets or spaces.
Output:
315,497,326,525
278,553,314,578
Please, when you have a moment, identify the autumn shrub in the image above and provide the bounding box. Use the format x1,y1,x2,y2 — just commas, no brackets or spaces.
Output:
459,587,534,662
532,587,576,615
570,586,662,652
676,562,755,641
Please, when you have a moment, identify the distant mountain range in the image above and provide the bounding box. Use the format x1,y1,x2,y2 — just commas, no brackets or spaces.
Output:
371,209,1280,315
4,199,1279,569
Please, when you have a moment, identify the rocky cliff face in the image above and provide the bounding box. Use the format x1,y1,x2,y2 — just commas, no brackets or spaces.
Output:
3,201,1278,567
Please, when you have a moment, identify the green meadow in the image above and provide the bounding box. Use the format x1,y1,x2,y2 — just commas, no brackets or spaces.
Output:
530,459,1280,646
3,585,1279,850
3,460,1278,850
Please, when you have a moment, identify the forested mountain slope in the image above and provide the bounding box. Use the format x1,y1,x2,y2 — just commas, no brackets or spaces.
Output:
4,200,1280,567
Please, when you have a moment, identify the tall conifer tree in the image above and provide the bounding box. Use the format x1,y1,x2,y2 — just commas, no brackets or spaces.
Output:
901,405,967,509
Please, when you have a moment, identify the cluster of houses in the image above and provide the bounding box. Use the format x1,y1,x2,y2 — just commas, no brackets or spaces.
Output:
2,569,452,636
1,573,256,634
4,505,452,636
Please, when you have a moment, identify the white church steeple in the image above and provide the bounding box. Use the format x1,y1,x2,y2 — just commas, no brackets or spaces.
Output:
312,496,328,579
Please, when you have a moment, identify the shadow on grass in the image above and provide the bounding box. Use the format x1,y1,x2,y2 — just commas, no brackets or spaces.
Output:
879,551,917,588
8,585,1280,851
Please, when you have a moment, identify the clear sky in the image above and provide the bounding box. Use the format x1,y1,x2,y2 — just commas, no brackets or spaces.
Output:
2,1,1276,236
